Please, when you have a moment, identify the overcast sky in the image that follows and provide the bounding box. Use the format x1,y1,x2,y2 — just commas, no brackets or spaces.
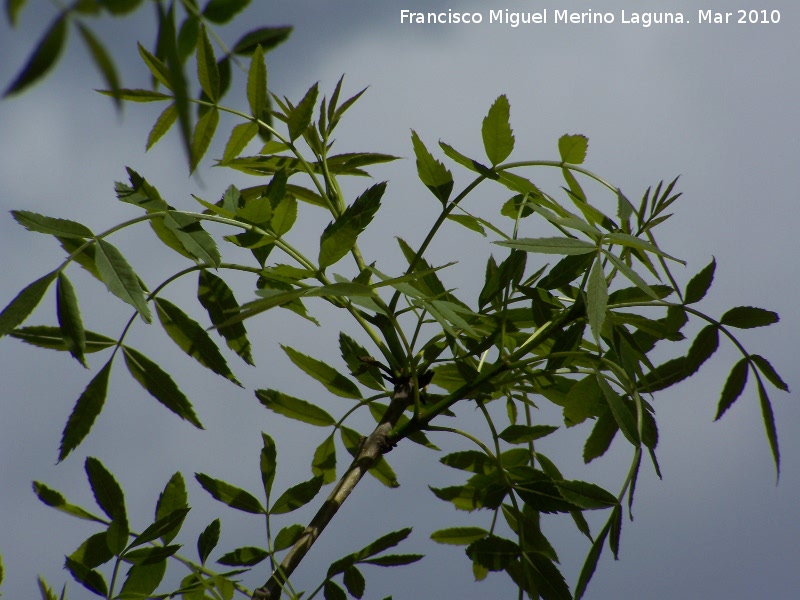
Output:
1,1,799,598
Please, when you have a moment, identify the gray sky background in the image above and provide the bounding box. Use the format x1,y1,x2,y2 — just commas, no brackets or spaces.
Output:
1,1,799,598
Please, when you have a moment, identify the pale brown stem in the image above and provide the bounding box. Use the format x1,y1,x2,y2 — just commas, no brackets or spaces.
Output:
251,381,412,600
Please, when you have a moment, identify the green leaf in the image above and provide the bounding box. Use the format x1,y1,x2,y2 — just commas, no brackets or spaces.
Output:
233,25,292,55
282,345,362,399
274,524,305,551
270,476,324,514
195,473,265,514
94,239,152,322
119,561,167,598
76,23,121,108
587,257,607,346
146,102,178,149
37,576,61,600
271,194,297,237
685,324,719,374
256,388,336,426
4,12,67,97
217,546,269,567
757,379,780,479
122,346,203,428
155,472,188,544
223,120,259,162
439,450,495,474
431,527,488,545
720,306,779,329
122,544,180,565
203,0,251,24
343,565,366,599
495,236,596,255
155,297,239,385
190,106,219,172
498,425,559,444
64,556,108,597
0,271,57,338
287,82,319,141
33,481,105,522
319,182,385,269
84,457,126,522
715,358,748,421
6,0,27,26
137,42,172,90
196,25,219,102
556,480,618,510
56,272,87,366
128,507,189,550
750,355,789,392
197,519,221,565
558,134,589,164
596,373,639,445
59,360,112,462
99,88,172,102
481,94,514,166
97,0,143,16
685,257,715,303
260,433,277,499
198,270,253,366
324,580,347,600
411,130,453,204
312,435,337,484
574,520,610,600
466,536,518,571
12,210,93,238
583,409,618,463
446,213,487,236
339,332,385,391
247,44,267,117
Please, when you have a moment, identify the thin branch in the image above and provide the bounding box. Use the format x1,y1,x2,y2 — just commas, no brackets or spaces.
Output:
251,380,414,600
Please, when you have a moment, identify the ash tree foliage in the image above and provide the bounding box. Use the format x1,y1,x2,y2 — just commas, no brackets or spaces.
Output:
0,1,791,599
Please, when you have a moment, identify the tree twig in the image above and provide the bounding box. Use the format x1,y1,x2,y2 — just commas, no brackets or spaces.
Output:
252,379,413,600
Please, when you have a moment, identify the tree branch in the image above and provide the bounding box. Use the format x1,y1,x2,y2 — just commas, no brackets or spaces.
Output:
252,380,413,600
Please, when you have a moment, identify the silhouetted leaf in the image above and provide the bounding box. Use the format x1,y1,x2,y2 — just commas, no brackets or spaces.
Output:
155,297,239,384
59,360,112,462
750,354,789,392
247,44,267,117
720,306,779,329
198,270,253,365
84,457,126,522
256,388,335,426
431,527,488,545
0,271,57,338
122,346,202,428
4,12,67,97
260,433,277,499
64,557,107,597
715,358,748,420
155,472,187,544
203,0,251,24
56,272,87,366
312,435,337,484
282,345,362,399
685,257,715,303
197,519,220,565
233,26,292,55
195,473,265,514
319,182,384,269
274,524,305,551
218,546,268,567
